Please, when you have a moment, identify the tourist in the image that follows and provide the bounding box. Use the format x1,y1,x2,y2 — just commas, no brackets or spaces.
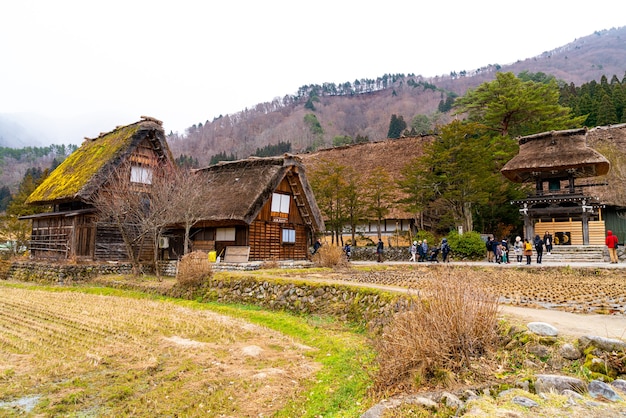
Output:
409,241,417,262
543,231,553,255
376,238,384,263
501,239,509,264
524,238,533,265
441,238,451,263
312,238,322,255
606,230,620,264
534,234,544,264
486,236,494,262
513,236,522,264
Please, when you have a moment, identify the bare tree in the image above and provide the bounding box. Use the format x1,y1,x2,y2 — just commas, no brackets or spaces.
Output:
91,157,175,275
163,168,210,256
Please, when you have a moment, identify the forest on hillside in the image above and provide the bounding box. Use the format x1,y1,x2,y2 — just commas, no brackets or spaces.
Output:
167,27,626,167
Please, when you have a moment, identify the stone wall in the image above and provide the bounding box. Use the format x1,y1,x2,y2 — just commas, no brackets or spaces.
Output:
7,261,133,284
197,275,413,328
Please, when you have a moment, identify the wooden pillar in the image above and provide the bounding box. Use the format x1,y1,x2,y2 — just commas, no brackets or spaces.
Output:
582,212,589,245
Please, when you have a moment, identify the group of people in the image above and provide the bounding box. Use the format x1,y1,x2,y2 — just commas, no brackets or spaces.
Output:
314,229,621,264
487,232,554,266
409,238,451,263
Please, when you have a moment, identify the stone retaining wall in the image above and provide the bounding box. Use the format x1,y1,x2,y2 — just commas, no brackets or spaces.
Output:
7,261,134,283
196,276,413,328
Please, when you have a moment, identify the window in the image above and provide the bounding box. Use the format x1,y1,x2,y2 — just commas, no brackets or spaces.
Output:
282,228,296,244
130,165,153,184
271,193,290,215
216,227,236,241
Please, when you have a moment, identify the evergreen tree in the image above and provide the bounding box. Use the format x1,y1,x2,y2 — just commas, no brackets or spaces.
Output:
406,121,519,233
455,72,585,137
0,185,11,212
596,93,618,126
7,168,50,216
254,141,292,157
387,114,407,139
209,151,237,165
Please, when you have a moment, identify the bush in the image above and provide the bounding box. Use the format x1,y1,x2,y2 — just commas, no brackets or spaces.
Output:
374,272,499,392
445,230,486,260
313,244,349,268
177,251,212,287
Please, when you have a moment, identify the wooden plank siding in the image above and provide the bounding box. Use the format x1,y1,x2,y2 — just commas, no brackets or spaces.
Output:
534,220,605,245
248,221,308,261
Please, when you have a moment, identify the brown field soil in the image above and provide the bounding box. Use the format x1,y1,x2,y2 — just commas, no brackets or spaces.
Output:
0,284,319,417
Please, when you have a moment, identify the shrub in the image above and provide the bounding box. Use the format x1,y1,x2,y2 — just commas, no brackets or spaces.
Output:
445,230,486,260
313,244,349,268
176,251,212,287
374,271,499,392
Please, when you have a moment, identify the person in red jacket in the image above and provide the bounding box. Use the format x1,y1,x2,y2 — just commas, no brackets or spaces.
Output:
606,230,620,264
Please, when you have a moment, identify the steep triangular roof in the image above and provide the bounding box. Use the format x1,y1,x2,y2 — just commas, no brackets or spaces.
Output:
501,128,610,183
26,117,171,205
194,155,324,232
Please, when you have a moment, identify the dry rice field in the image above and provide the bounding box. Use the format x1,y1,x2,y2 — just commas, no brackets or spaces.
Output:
0,285,318,416
304,265,626,315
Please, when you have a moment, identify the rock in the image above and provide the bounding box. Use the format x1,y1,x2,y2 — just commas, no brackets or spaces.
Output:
611,379,626,394
563,389,584,400
559,343,582,360
588,379,623,402
512,396,539,408
535,374,586,394
527,322,558,337
578,335,626,352
527,344,551,358
515,380,530,392
439,392,463,409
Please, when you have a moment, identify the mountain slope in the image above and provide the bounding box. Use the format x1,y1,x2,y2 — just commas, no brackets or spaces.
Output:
168,26,626,166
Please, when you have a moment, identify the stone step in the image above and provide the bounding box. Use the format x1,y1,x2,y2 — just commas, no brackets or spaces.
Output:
542,245,606,262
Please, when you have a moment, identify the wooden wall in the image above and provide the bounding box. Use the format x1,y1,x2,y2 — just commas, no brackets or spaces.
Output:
534,220,605,245
248,221,308,260
30,216,73,260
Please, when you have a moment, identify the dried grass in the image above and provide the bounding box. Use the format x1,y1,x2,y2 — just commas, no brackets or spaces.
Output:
312,244,349,268
176,251,212,287
0,258,10,280
374,271,500,393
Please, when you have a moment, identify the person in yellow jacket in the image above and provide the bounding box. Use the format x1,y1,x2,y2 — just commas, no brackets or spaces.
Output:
523,238,533,265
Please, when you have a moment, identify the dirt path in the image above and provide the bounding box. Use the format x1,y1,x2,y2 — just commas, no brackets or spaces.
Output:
500,305,626,340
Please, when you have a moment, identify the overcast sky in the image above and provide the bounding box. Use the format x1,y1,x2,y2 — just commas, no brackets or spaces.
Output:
1,1,625,143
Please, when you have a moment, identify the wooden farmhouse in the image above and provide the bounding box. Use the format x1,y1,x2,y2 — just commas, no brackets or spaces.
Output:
501,127,616,245
161,155,325,262
21,117,173,261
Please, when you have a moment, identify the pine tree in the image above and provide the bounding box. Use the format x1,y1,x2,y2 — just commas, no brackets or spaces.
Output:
455,72,585,137
387,114,407,139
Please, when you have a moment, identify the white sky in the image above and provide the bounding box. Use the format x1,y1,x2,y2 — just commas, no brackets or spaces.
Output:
1,0,625,143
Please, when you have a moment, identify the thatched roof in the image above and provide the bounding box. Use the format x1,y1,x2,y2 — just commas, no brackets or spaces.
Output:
194,155,325,232
299,136,434,219
501,128,610,183
27,117,171,205
583,123,626,207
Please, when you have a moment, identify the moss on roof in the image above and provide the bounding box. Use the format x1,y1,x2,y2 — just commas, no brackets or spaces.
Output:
26,124,141,204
